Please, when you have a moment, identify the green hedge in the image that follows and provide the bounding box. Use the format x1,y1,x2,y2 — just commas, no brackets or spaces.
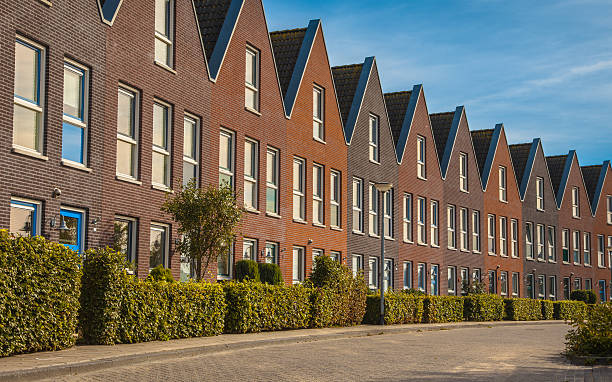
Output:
565,303,612,360
553,300,587,321
0,231,81,357
422,296,464,323
464,294,504,321
504,298,542,321
541,300,554,320
235,260,259,282
570,289,597,304
258,263,283,285
223,281,311,333
80,247,225,344
364,292,424,324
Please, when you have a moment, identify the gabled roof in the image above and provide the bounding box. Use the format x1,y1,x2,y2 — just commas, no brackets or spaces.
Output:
270,26,308,107
545,153,570,207
581,161,610,215
429,111,455,177
509,139,539,200
384,91,412,146
390,85,423,164
470,129,495,181
97,0,123,26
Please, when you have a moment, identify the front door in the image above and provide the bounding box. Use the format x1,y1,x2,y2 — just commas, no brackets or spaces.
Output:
59,209,83,253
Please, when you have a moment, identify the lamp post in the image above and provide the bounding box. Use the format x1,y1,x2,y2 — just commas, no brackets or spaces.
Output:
374,182,393,326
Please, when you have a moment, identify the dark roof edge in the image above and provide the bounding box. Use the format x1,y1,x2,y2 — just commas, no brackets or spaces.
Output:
591,160,611,215
439,106,463,179
208,0,244,82
97,0,123,25
345,56,375,143
395,84,421,163
518,138,540,200
481,123,503,189
190,0,212,81
555,150,576,208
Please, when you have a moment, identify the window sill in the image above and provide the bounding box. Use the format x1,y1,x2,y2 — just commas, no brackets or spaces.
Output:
573,262,581,266
265,212,281,219
562,261,570,265
313,137,326,144
313,223,326,229
572,216,581,220
245,106,261,116
369,233,380,239
598,265,607,269
448,247,457,251
536,208,545,213
151,184,173,193
244,207,260,215
61,159,92,173
499,199,508,204
548,260,557,264
403,240,414,244
511,256,520,259
417,176,427,181
500,254,509,258
38,0,52,6
526,258,535,262
537,259,546,262
488,253,497,256
11,145,48,161
417,242,428,247
584,264,592,268
154,60,176,74
472,251,482,255
460,189,469,194
330,226,343,232
293,218,307,225
460,249,470,253
384,236,395,241
217,275,231,281
116,174,142,185
369,160,381,165
352,230,365,236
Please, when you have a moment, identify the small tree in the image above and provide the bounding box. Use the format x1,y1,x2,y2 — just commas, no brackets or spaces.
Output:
162,180,243,281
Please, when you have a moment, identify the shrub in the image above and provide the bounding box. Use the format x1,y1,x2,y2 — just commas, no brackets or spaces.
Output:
0,231,81,357
364,292,424,325
570,289,597,304
553,300,588,321
541,300,554,320
258,263,283,285
223,281,311,333
463,294,504,321
504,298,542,321
422,296,464,323
146,265,175,282
402,288,426,296
464,281,487,295
80,247,225,345
235,260,259,282
565,303,612,359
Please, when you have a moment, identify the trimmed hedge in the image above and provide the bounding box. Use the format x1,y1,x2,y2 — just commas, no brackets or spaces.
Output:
258,263,283,285
504,298,542,321
541,300,554,320
364,292,424,324
0,231,81,357
422,296,464,323
80,247,225,344
235,260,259,282
464,294,504,321
554,300,587,321
565,303,612,359
570,289,597,304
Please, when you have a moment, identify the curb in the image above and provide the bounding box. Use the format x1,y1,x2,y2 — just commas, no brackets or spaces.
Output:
0,321,565,381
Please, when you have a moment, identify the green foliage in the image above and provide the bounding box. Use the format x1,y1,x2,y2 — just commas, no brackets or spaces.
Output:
223,281,311,333
463,294,504,321
402,288,426,296
146,265,175,283
422,296,464,323
258,262,283,285
162,181,243,281
565,303,612,359
0,231,81,357
463,280,487,295
554,300,588,321
504,298,543,321
570,289,598,304
80,247,225,345
235,260,260,282
364,292,424,324
541,300,554,320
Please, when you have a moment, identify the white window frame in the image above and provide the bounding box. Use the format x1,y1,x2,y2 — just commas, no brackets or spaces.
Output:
562,229,570,263
352,177,364,233
499,216,508,257
538,275,545,299
417,263,426,292
472,210,481,253
245,46,260,111
313,164,324,226
266,147,279,215
607,196,612,224
498,166,507,202
459,208,468,251
182,113,200,187
417,135,426,179
417,197,427,245
116,86,140,180
487,214,496,255
573,230,580,264
547,226,556,262
330,170,341,228
368,257,379,289
403,194,413,243
549,275,557,300
313,85,324,142
383,258,393,292
572,187,580,218
150,222,169,270
369,114,379,163
293,157,306,221
536,177,545,211
292,246,305,284
403,261,412,289
459,152,468,192
511,218,519,258
448,266,457,296
219,128,235,188
10,197,42,237
243,138,259,210
447,205,456,250
243,238,256,261
526,222,534,260
154,0,174,68
265,242,279,264
114,215,137,265
512,272,519,297
536,223,545,261
500,271,508,296
62,59,89,167
597,235,605,267
152,100,172,189
430,200,439,247
383,189,393,239
352,254,363,277
584,232,591,266
369,183,379,237
217,243,233,280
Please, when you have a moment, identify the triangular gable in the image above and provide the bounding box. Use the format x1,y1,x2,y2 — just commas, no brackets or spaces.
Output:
393,85,421,164
384,91,412,147
510,139,557,202
471,123,518,191
430,106,465,179
554,151,576,209
97,0,123,26
582,161,611,215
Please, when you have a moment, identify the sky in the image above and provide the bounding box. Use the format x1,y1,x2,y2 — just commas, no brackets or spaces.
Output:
263,0,612,165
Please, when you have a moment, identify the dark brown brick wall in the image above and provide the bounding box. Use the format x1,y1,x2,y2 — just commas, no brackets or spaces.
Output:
593,165,612,300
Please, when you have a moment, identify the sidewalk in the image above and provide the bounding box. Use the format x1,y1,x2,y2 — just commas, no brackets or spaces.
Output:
0,320,566,381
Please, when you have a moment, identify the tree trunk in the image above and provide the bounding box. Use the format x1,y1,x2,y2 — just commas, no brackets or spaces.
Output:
196,258,202,282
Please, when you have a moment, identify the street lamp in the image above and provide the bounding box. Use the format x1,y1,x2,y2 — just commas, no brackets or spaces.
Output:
374,182,393,326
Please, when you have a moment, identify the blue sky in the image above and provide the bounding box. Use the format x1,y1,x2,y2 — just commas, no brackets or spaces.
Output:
264,0,612,165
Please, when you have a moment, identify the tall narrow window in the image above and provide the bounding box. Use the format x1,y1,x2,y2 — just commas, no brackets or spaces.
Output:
572,187,580,218
536,177,545,210
243,239,256,260
352,254,363,277
488,270,496,294
293,157,305,221
114,216,137,265
447,205,456,249
368,257,379,289
330,170,341,228
383,189,393,238
417,263,426,292
417,136,426,179
459,152,468,192
511,219,519,258
352,178,363,233
313,164,324,225
417,197,427,244
313,86,324,141
472,210,481,252
548,276,556,300
292,247,305,283
597,235,605,267
62,61,88,165
430,200,439,247
500,271,508,296
448,266,457,296
152,101,171,188
573,231,580,264
472,268,481,282
14,38,44,154
182,114,199,187
562,229,570,263
538,275,545,299
312,248,324,268
243,139,258,209
403,194,412,242
150,223,168,270
499,217,508,257
459,208,468,251
525,222,534,260
383,259,393,292
369,115,379,163
219,129,234,187
487,214,496,254
266,147,279,214
607,196,612,224
369,183,379,236
526,274,534,299
217,244,233,279
117,86,139,179
583,232,591,266
536,224,545,261
460,268,469,296
547,226,556,262
498,166,507,202
265,242,278,264
245,47,259,111
10,198,40,237
154,0,173,67
430,264,439,296
512,272,519,297
403,261,412,289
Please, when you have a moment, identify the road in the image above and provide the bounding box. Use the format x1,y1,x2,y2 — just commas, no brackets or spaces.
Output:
44,323,611,381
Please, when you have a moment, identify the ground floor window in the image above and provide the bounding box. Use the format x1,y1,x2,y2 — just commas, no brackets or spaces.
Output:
352,254,363,277
10,198,40,237
548,276,556,300
404,261,413,289
60,208,84,253
512,272,519,297
330,251,341,263
563,277,570,299
584,279,592,290
488,270,496,294
180,253,195,282
537,275,545,299
573,277,581,292
418,263,427,292
430,264,439,296
368,257,379,289
500,271,508,296
217,243,233,279
114,216,137,265
460,267,469,296
472,268,481,283
447,266,456,296
383,259,393,292
526,274,534,299
243,238,256,261
150,223,169,270
292,246,305,283
265,242,278,264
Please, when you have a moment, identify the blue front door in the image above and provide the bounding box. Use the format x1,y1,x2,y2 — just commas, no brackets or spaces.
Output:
59,209,83,253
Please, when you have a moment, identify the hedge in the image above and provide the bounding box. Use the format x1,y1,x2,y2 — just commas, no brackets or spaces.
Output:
463,294,504,321
541,300,554,320
504,298,542,321
422,296,464,323
80,247,225,345
258,263,283,285
570,289,597,304
565,303,612,360
364,292,424,324
235,260,259,282
0,231,81,357
553,300,587,321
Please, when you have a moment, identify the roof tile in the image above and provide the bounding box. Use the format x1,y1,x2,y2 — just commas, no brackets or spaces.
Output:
429,112,454,166
581,165,602,204
384,91,412,146
545,155,568,195
331,64,363,126
509,143,532,185
269,27,307,99
193,0,233,62
470,129,494,176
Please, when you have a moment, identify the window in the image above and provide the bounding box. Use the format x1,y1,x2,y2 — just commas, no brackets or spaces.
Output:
330,251,341,263
536,224,545,261
312,248,323,268
526,274,534,299
460,268,469,296
562,278,569,299
498,166,507,202
10,198,40,237
572,187,580,218
598,235,605,267
352,254,363,277
488,270,496,294
417,136,426,179
538,275,545,299
499,217,508,257
116,86,139,179
585,279,592,291
430,264,439,296
487,214,496,254
313,164,324,225
217,244,233,279
417,263,426,292
368,257,379,289
352,178,363,233
14,38,44,154
430,200,439,246
265,242,278,264
383,259,393,292
383,189,393,238
511,219,519,258
547,226,556,262
369,115,379,163
447,205,456,249
313,86,324,141
459,152,468,192
154,0,173,67
417,197,427,244
459,208,468,251
562,229,570,263
500,271,508,296
525,222,534,260
150,224,168,270
369,183,379,236
403,261,412,289
245,47,259,111
548,276,556,300
62,61,88,165
573,231,580,264
573,277,581,291
243,139,258,209
607,196,612,224
584,232,591,266
243,238,256,261
152,102,171,188
403,194,413,242
292,247,305,283
512,272,519,297
448,266,457,296
293,158,306,220
536,177,544,210
472,268,481,283
183,115,199,187
330,170,341,228
180,253,194,282
266,148,279,214
114,217,137,264
472,210,481,252
59,209,85,253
